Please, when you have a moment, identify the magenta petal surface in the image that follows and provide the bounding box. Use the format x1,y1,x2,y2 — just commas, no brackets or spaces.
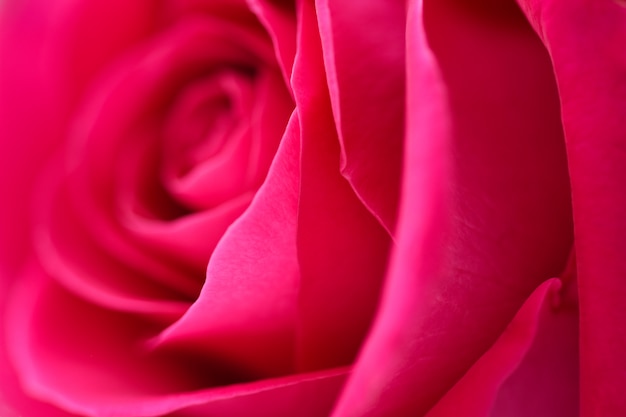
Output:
28,14,288,314
1,0,591,415
247,0,297,86
516,0,626,415
333,0,573,415
489,264,579,417
0,0,156,275
316,0,405,233
426,278,578,417
151,112,301,378
165,367,347,417
331,2,451,414
6,263,347,417
0,1,157,414
293,0,391,372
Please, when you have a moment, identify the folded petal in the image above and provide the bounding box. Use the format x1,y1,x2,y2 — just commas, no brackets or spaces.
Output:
0,2,157,414
333,0,572,415
316,0,405,233
516,1,626,415
426,278,578,417
6,263,346,417
34,17,284,311
247,0,297,86
293,0,392,372
151,112,301,378
0,0,156,274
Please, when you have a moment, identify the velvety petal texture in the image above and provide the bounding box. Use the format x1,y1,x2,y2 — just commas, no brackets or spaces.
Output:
424,277,576,417
333,0,573,415
150,113,302,379
6,119,350,417
516,1,626,415
292,0,392,373
316,0,405,233
0,0,615,415
1,0,324,416
34,15,288,313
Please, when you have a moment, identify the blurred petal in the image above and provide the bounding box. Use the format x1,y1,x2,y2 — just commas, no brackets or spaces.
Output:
0,1,157,414
6,263,347,417
247,0,297,86
34,18,281,311
0,0,156,274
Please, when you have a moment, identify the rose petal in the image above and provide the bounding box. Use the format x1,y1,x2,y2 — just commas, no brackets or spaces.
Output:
166,368,347,417
0,1,158,414
423,277,578,417
489,260,579,417
151,111,301,378
162,72,257,209
35,160,195,317
120,191,254,269
293,0,392,372
247,0,297,88
1,278,77,417
516,1,626,415
0,0,155,274
163,69,291,209
6,262,347,417
165,0,256,26
316,0,405,234
331,2,451,413
333,0,572,415
34,18,280,310
245,69,295,189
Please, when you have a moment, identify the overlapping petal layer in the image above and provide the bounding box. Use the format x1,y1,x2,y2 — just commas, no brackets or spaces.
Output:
0,1,159,415
426,276,578,417
1,0,311,415
293,0,392,372
316,0,405,234
0,0,592,416
333,0,573,415
516,0,626,415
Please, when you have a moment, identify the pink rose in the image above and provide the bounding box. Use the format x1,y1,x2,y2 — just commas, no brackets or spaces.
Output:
1,0,624,416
